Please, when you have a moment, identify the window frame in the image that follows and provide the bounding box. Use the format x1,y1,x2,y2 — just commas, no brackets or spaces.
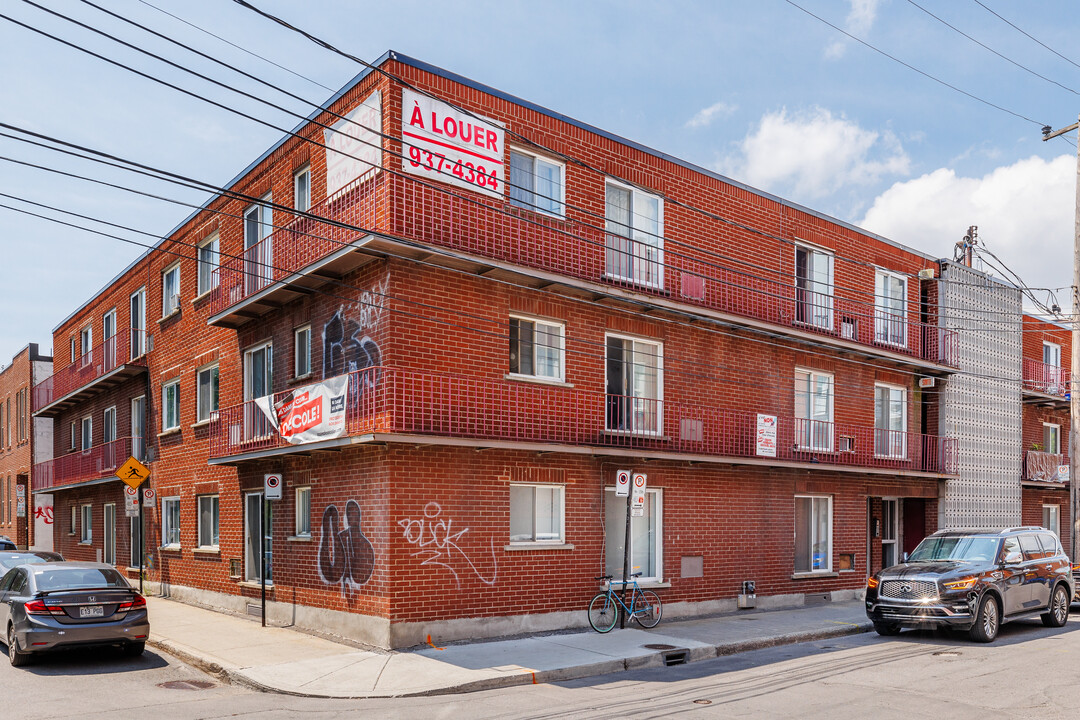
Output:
794,368,834,452
196,363,219,424
197,495,220,549
1043,504,1061,539
197,232,220,296
1043,422,1061,455
162,378,181,432
69,420,77,451
794,494,833,574
604,333,664,436
508,147,565,217
80,415,93,452
130,286,146,359
603,486,663,583
103,405,117,446
873,383,907,459
604,178,664,289
80,503,92,544
794,243,835,330
161,496,181,548
293,165,311,214
80,326,92,358
70,505,77,535
508,315,566,382
294,486,311,537
162,262,181,317
874,269,908,347
509,483,566,545
1044,341,1062,368
294,325,312,379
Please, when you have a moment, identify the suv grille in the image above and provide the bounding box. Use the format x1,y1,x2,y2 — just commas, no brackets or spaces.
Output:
880,579,937,600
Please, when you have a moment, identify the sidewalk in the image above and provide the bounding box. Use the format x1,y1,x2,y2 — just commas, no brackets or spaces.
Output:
145,597,872,698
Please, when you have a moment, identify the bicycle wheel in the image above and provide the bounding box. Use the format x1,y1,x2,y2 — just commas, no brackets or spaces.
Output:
633,590,662,628
588,592,619,633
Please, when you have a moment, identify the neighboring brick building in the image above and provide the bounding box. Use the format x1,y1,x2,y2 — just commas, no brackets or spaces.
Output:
0,343,52,549
32,51,969,648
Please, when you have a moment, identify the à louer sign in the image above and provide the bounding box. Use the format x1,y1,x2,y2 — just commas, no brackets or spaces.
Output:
255,376,349,445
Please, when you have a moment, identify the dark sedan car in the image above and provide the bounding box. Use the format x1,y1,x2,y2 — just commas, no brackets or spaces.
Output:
0,552,63,573
865,527,1072,643
0,562,149,666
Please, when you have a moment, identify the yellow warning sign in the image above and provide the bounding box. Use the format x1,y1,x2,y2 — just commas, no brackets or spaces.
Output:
117,456,150,490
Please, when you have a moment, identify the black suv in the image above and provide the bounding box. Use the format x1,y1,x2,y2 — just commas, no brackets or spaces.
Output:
865,527,1073,642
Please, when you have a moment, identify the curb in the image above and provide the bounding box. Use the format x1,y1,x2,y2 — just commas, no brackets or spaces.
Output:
150,620,873,699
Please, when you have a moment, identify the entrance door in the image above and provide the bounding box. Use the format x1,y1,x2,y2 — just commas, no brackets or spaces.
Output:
103,504,116,565
244,344,273,440
902,498,926,556
244,492,272,583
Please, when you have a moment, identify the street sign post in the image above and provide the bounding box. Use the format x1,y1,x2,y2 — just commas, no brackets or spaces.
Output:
117,455,151,595
620,471,646,628
261,474,282,627
615,469,631,497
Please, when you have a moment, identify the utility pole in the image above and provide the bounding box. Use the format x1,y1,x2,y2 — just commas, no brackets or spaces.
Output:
1043,116,1080,563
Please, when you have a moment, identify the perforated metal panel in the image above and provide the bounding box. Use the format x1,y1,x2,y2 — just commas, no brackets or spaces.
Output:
938,261,1022,527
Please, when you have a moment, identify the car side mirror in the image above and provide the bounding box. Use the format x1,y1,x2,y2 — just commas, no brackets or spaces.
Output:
902,552,909,563
1003,551,1022,565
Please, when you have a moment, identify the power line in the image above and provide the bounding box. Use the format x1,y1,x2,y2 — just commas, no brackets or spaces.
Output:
972,0,1080,73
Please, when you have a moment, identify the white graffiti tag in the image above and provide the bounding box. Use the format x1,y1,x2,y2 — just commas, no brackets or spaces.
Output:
397,502,497,590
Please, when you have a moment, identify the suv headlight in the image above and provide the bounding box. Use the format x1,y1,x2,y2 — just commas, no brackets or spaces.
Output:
942,577,978,591
867,577,879,589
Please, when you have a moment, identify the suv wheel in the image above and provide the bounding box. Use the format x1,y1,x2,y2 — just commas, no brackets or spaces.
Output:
1042,585,1070,628
873,621,902,636
969,594,999,643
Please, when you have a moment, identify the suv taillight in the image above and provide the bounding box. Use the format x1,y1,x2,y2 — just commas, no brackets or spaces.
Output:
117,594,146,612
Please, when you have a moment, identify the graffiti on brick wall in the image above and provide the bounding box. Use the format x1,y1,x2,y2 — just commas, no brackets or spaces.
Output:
323,275,388,393
317,500,375,591
397,502,497,590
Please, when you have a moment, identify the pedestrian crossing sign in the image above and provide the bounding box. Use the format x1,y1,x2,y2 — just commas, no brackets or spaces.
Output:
118,456,150,490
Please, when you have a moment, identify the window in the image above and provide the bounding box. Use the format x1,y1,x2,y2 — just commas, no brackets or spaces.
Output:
197,233,220,296
509,484,565,543
1044,423,1061,455
0,402,4,448
509,149,564,215
1044,505,1061,539
294,166,311,213
604,487,662,582
244,194,274,293
244,342,273,439
162,378,180,431
794,369,833,451
795,495,831,572
881,498,898,568
196,364,219,423
80,504,92,543
102,309,117,370
162,263,181,316
70,506,77,535
80,326,92,358
161,497,181,547
874,270,907,346
81,416,92,452
509,316,564,381
295,486,311,537
130,287,146,359
605,180,663,288
131,395,146,461
1044,342,1062,368
294,326,311,378
198,495,219,548
605,335,662,435
103,406,116,467
69,420,76,451
874,384,907,458
795,245,834,329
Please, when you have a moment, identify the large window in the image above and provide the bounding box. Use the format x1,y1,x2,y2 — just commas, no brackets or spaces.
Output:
80,326,92,359
80,504,92,543
794,369,833,451
874,270,907,346
509,484,565,544
198,495,219,548
1044,423,1061,455
605,335,662,435
244,342,273,439
795,495,831,573
244,194,274,293
294,326,311,378
604,487,662,582
295,486,311,537
509,149,564,216
509,316,564,381
795,245,834,329
197,233,220,296
81,416,92,452
162,378,180,432
874,384,907,458
294,166,311,213
1043,342,1065,394
1044,505,1061,539
161,497,181,548
130,286,146,359
162,263,181,317
197,364,219,423
605,181,663,288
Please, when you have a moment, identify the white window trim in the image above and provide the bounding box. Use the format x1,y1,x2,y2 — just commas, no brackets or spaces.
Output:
795,494,833,574
69,420,77,451
1043,504,1061,538
161,496,181,549
508,147,566,218
80,503,92,544
293,165,311,213
103,309,116,342
197,495,220,549
295,486,311,537
794,368,834,452
162,378,181,432
1044,341,1062,367
1043,422,1062,455
196,363,219,423
874,268,908,347
103,406,117,445
130,286,146,359
294,325,312,379
508,483,566,545
604,178,665,290
196,232,220,297
873,382,907,459
81,415,93,452
604,332,664,437
509,314,566,383
793,243,835,331
70,505,77,535
604,486,664,584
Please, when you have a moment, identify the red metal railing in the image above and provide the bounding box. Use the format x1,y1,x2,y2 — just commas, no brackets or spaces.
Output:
1023,450,1069,483
208,367,957,474
1023,359,1069,397
32,436,138,492
208,172,959,367
31,328,148,413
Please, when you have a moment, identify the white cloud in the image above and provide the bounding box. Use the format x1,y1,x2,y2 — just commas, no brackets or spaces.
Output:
825,0,880,59
719,106,910,200
686,101,737,128
859,155,1075,292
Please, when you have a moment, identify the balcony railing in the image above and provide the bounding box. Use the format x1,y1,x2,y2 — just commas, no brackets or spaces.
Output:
31,328,148,413
32,436,139,492
1023,450,1069,483
1023,359,1069,397
209,172,959,367
208,366,957,474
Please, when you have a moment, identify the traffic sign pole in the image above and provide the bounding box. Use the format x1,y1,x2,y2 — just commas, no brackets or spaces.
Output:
138,480,144,595
260,494,266,628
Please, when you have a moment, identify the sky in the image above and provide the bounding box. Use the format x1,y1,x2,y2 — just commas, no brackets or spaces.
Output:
1,0,1079,366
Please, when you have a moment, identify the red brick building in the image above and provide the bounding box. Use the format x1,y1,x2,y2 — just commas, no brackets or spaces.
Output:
0,344,52,549
31,52,964,647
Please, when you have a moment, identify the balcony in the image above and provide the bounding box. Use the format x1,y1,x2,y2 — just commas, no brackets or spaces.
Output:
207,172,958,369
1022,359,1069,406
208,366,958,476
32,328,148,417
32,436,141,493
1023,450,1069,485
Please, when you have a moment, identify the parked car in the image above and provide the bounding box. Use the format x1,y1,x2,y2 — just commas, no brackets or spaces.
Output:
0,539,17,551
0,561,149,666
0,552,63,573
865,527,1073,643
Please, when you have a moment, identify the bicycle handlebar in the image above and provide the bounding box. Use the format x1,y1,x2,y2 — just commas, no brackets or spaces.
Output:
595,573,643,581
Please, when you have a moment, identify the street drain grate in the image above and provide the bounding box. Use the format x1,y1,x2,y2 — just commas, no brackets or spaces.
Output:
643,643,676,650
693,699,713,705
158,680,216,691
932,651,961,657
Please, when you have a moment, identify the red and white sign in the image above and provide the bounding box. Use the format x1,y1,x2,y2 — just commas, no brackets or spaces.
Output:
125,486,139,517
401,88,504,198
264,473,283,501
255,375,349,445
142,487,156,508
323,90,382,198
616,469,631,497
631,472,647,515
755,414,777,457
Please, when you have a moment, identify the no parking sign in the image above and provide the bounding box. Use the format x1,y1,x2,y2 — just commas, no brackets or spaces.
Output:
264,473,283,500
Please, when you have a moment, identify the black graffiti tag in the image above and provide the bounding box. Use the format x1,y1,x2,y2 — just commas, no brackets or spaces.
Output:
317,500,375,591
323,307,381,398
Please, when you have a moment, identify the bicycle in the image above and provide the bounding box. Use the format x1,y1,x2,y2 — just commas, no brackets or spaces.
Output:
587,572,663,632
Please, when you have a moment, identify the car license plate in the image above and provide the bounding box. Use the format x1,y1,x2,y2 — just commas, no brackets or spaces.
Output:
79,605,104,618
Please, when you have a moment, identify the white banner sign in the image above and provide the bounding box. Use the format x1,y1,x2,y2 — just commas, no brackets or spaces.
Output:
756,414,778,457
401,88,504,198
323,90,382,198
255,375,350,445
